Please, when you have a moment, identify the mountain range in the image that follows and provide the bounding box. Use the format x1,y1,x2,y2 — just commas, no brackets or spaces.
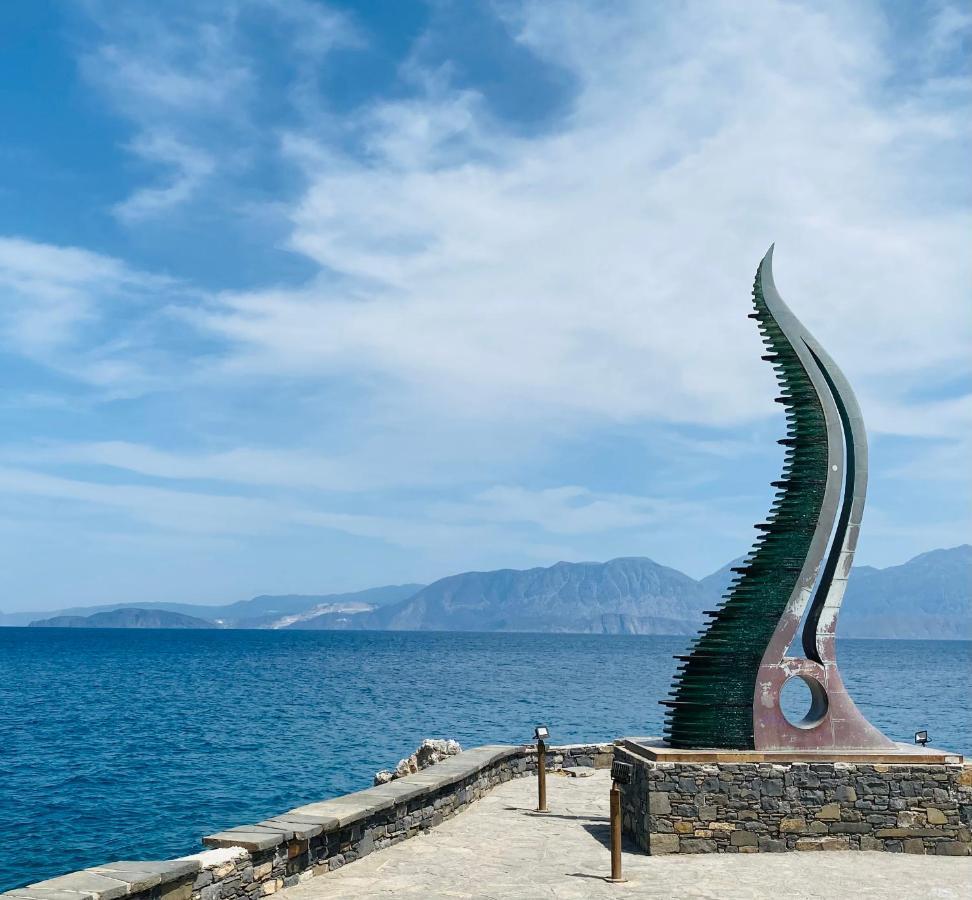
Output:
8,545,971,640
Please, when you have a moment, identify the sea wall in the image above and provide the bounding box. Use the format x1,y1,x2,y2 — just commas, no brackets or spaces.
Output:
615,746,972,855
3,743,614,900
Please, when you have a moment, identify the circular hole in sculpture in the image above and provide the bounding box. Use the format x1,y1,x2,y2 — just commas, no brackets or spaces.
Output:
780,674,829,729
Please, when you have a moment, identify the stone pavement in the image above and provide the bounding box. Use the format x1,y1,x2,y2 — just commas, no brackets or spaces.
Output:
281,769,971,899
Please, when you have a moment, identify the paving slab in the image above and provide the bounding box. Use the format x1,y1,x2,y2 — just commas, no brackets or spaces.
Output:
261,819,324,840
86,860,197,894
28,873,129,900
279,769,972,899
288,792,393,827
202,830,283,852
4,890,102,900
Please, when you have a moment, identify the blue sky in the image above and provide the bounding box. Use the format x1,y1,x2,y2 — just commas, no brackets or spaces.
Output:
0,0,969,612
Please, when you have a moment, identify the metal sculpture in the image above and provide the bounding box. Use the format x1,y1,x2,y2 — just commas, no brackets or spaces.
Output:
663,246,893,751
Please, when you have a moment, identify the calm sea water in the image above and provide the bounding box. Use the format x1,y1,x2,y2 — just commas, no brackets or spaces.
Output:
0,629,968,890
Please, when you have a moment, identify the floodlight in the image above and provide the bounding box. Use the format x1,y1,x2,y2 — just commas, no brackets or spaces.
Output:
611,760,633,786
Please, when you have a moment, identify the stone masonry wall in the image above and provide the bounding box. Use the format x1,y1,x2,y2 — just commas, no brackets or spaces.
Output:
3,743,613,900
615,747,972,856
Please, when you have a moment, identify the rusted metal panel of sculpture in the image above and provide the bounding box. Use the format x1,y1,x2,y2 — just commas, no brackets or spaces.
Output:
663,247,893,751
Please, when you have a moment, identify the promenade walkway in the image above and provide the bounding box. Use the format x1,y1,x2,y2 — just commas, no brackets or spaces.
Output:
282,769,970,899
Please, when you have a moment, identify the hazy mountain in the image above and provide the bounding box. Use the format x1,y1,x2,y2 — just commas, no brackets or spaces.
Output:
29,608,215,629
1,584,423,628
697,545,971,641
208,585,424,628
838,546,971,640
292,557,713,635
698,556,745,599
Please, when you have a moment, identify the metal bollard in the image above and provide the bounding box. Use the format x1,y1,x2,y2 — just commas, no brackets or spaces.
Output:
537,739,548,812
607,760,632,883
533,725,550,813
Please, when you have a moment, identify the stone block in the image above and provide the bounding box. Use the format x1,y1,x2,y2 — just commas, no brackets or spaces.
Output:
925,807,947,824
730,831,757,847
673,822,693,834
816,803,841,821
680,839,717,854
780,817,807,833
819,837,850,851
836,786,857,802
261,819,323,841
902,839,925,855
757,837,786,852
934,842,971,856
828,823,872,834
203,830,282,852
158,881,191,900
252,862,273,880
795,837,849,852
762,779,784,797
649,793,671,815
649,834,680,855
88,861,197,894
874,828,943,838
4,891,105,900
28,873,130,900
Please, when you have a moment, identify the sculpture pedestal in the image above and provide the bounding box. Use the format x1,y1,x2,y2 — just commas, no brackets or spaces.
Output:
615,738,970,856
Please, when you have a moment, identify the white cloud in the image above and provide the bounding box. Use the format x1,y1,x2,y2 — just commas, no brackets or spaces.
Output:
0,237,184,390
436,485,686,535
113,134,216,222
187,0,970,438
12,441,371,492
0,238,130,349
80,0,356,220
0,461,588,562
0,465,279,535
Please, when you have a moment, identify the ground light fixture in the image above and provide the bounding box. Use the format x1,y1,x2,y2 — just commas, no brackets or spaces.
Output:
533,725,549,813
607,760,633,884
915,730,930,747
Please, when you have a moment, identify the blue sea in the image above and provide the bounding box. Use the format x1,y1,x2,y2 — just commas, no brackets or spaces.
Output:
0,629,969,891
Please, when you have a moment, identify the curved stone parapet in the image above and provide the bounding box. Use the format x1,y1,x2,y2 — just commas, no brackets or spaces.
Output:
1,743,615,900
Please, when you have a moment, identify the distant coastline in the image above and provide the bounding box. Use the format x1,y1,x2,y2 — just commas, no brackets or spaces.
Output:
13,544,971,640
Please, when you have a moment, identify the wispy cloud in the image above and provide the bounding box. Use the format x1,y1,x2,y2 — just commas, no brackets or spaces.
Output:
79,0,356,221
113,134,216,222
0,237,185,390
